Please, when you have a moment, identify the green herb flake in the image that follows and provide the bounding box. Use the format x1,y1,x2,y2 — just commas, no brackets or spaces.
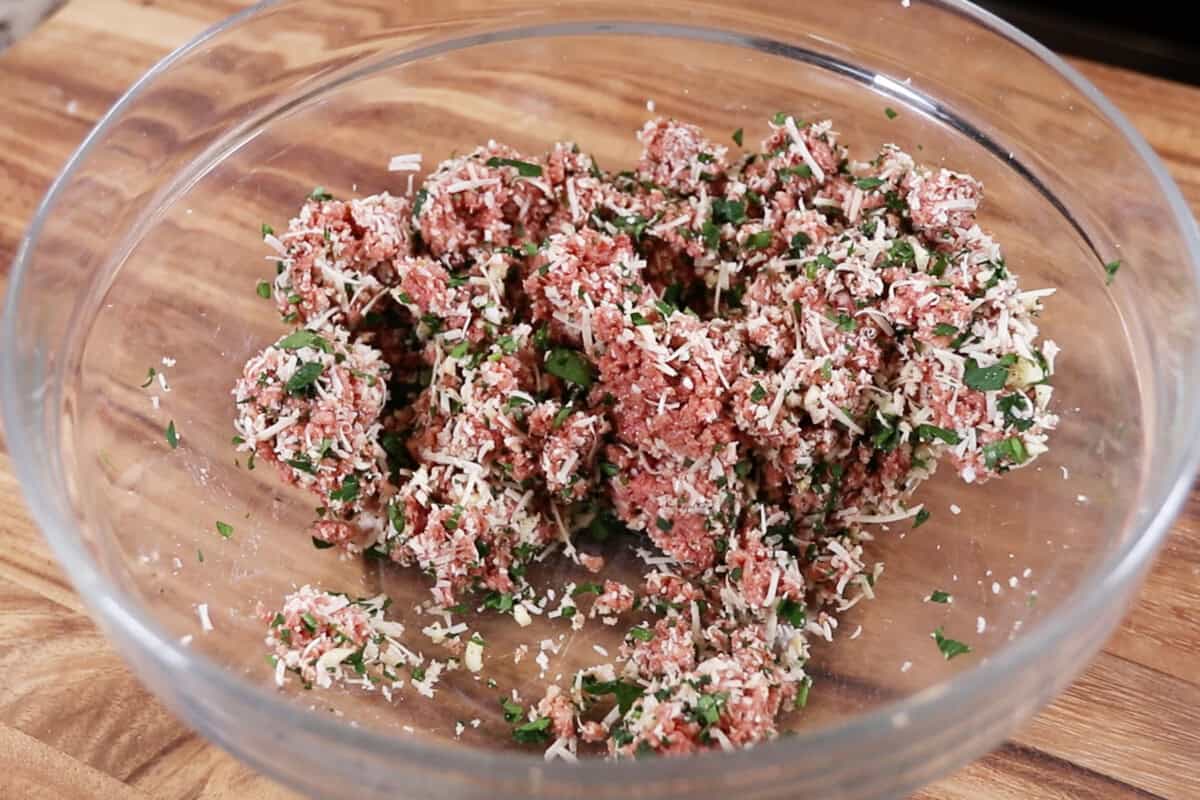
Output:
285,362,325,395
777,598,807,628
963,357,1010,392
732,127,744,147
287,456,316,475
655,516,674,532
1104,259,1121,285
750,382,768,403
778,164,814,179
277,330,332,352
915,424,960,445
215,521,233,539
165,420,179,449
500,697,524,722
572,582,604,597
913,508,931,529
885,106,899,120
630,311,651,326
932,626,972,660
629,625,654,642
412,188,429,217
311,536,335,549
933,323,958,337
929,590,952,604
309,186,333,201
551,405,573,430
711,198,746,226
256,280,272,299
512,716,552,744
745,230,773,250
998,393,1035,431
485,156,543,177
795,675,813,708
139,367,157,388
330,474,360,503
483,592,515,613
301,612,319,633
789,232,812,256
982,436,1028,469
855,177,885,190
583,676,645,714
449,341,471,360
544,348,594,388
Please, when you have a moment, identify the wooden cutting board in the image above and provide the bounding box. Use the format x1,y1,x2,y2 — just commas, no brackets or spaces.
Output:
0,2,1197,798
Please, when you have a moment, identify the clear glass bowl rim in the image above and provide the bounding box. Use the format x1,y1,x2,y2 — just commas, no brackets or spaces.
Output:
4,0,1200,786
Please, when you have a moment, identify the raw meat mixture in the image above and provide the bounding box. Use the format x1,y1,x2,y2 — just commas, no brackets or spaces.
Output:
233,113,1059,759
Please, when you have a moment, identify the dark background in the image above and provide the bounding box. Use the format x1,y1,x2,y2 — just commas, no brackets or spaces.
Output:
978,0,1200,85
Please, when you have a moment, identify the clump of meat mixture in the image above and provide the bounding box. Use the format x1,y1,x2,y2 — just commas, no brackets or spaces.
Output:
242,113,1060,760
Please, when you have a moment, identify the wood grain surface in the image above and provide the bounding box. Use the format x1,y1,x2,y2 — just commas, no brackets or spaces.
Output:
0,2,1198,798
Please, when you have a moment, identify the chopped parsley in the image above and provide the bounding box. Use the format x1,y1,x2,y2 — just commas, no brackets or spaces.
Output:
777,597,807,628
982,436,1028,469
311,537,335,549
309,186,333,201
932,627,972,660
329,474,360,503
885,106,899,120
963,357,1011,392
628,625,654,642
711,198,745,226
913,508,931,528
932,323,958,337
486,156,543,177
545,348,594,388
511,716,552,744
256,281,272,299
483,592,515,613
750,382,768,403
998,393,1035,431
139,367,157,388
1104,259,1120,285
500,697,524,722
928,590,952,603
165,420,179,449
215,521,233,539
655,516,674,532
731,127,744,146
795,675,813,708
855,177,885,190
551,404,573,430
745,230,773,250
778,164,813,179
915,424,960,445
277,330,331,352
583,676,645,714
285,362,324,395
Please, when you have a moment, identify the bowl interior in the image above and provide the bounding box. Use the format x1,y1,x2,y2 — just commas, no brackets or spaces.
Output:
62,20,1140,752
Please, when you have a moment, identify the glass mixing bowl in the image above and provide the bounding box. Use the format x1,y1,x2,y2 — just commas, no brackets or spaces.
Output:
5,1,1200,798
